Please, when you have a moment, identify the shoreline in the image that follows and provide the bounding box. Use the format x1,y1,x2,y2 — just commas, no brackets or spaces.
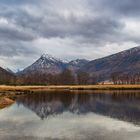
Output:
0,85,140,110
0,97,14,109
0,85,140,92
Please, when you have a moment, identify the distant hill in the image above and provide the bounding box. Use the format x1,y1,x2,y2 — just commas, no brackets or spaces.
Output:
0,67,15,84
5,68,14,74
81,46,140,81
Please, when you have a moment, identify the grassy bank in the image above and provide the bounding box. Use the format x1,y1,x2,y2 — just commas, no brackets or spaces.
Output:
0,92,17,109
0,84,140,109
0,91,28,109
0,97,14,109
0,85,140,92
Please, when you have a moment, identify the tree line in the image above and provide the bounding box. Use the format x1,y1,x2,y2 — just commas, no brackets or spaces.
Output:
111,72,140,84
1,69,140,85
0,69,98,85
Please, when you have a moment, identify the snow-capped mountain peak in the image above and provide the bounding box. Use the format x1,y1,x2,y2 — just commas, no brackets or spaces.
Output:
40,54,61,63
19,53,90,75
20,53,66,74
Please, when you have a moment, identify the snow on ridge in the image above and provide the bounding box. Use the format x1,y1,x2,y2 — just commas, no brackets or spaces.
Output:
41,53,64,63
69,59,89,65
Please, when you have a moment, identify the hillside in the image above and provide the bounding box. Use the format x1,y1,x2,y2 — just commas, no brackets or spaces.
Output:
0,67,15,84
19,54,89,75
20,54,66,75
81,46,140,80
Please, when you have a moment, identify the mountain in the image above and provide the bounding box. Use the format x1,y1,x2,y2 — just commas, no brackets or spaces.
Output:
81,46,140,80
19,46,140,81
0,67,14,76
20,54,66,75
19,54,89,75
0,67,15,84
67,59,89,72
5,68,14,74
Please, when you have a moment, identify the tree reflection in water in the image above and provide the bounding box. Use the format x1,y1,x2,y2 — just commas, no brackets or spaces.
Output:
16,91,140,125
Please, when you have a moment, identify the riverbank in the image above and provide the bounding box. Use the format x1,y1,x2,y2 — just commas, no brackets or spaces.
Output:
0,92,15,109
0,97,14,109
0,92,25,109
0,85,140,109
0,85,140,92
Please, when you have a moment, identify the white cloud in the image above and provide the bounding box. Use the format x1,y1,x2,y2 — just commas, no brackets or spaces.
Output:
0,0,139,71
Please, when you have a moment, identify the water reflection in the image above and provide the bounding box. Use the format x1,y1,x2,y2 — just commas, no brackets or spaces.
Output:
16,91,140,125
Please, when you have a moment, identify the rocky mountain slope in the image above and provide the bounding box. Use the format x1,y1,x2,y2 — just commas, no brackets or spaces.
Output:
16,46,140,81
67,59,89,72
19,54,89,75
0,67,15,84
20,54,66,75
81,46,140,80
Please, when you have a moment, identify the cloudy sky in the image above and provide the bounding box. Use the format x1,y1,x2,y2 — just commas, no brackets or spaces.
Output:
0,0,139,71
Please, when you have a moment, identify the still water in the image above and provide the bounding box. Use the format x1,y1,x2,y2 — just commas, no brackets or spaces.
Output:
0,90,140,140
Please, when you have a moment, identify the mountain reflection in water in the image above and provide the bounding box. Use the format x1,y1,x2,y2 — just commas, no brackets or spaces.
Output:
16,91,140,125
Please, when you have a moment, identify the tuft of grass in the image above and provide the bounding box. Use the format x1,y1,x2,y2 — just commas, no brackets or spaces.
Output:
0,97,14,109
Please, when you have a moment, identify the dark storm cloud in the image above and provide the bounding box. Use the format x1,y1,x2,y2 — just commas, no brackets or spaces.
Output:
0,0,39,5
30,14,124,44
91,0,140,17
0,3,125,44
0,0,139,43
0,40,37,57
0,23,36,41
0,0,140,43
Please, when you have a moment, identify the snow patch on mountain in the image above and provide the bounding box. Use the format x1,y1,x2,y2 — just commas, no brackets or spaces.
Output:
19,53,89,75
41,54,61,63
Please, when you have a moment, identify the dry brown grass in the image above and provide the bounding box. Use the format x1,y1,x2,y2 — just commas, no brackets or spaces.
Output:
0,84,140,109
0,84,140,92
0,97,14,109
